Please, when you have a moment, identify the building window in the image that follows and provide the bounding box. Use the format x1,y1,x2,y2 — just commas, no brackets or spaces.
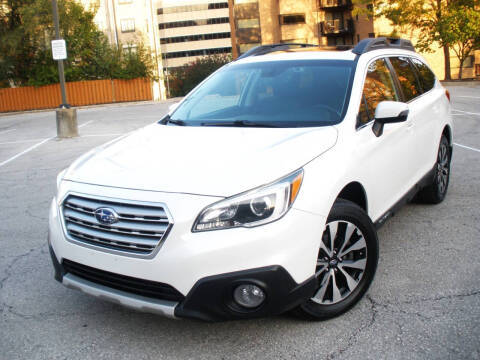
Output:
208,17,229,24
122,44,137,53
160,32,231,45
162,47,232,59
120,19,135,33
157,2,228,15
159,17,230,30
279,14,306,25
237,18,260,29
464,55,474,68
209,2,229,9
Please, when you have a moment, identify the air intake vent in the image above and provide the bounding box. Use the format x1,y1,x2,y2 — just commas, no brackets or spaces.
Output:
63,259,184,302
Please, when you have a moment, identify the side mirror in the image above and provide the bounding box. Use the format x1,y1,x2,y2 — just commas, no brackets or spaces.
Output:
168,102,179,113
372,101,409,137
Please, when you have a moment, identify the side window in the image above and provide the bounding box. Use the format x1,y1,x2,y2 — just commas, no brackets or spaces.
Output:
389,57,422,102
358,58,399,126
410,57,436,93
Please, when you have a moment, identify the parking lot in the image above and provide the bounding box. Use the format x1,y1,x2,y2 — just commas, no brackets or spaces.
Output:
1,85,479,360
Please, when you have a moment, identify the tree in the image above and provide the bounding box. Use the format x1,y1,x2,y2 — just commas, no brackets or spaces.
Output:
437,5,480,79
352,0,479,80
0,0,155,87
0,0,37,86
168,54,231,97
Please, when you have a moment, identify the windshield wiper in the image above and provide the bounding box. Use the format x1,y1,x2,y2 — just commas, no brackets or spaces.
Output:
200,120,280,128
159,115,186,126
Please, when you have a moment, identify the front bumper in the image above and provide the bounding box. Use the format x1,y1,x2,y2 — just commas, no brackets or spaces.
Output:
49,183,325,321
50,246,317,321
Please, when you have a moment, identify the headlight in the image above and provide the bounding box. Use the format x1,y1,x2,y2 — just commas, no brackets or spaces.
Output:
193,169,303,232
56,168,67,190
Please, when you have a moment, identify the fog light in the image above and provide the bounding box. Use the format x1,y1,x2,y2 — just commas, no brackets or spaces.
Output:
233,284,265,309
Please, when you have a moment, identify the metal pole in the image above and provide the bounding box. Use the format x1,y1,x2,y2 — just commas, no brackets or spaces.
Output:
165,61,170,98
51,0,77,139
52,0,68,108
110,0,119,47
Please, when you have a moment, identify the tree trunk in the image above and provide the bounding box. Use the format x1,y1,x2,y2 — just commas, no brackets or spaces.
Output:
443,45,452,80
459,60,463,80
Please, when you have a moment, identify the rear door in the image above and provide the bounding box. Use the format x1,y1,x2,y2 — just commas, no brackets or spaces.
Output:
388,56,441,182
355,57,415,220
409,57,443,174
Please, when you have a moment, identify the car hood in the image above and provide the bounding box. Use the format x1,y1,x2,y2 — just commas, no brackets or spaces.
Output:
64,123,338,197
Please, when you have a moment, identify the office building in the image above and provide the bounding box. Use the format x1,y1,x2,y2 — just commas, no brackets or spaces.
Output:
157,0,233,70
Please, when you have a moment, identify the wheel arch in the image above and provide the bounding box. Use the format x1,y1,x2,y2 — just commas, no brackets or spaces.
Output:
442,125,452,146
336,181,368,214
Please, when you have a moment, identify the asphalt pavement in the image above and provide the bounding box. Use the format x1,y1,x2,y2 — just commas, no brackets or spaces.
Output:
0,86,479,360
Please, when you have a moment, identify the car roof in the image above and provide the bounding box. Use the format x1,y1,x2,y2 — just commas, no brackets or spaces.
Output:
233,38,418,65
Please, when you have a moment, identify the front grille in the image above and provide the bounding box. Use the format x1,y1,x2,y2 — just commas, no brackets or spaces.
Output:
63,259,185,302
61,194,173,256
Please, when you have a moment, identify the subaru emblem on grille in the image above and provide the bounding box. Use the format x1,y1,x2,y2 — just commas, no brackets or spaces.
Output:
94,207,119,225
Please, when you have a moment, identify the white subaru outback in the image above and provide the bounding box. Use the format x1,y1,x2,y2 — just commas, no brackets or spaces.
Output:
49,38,452,321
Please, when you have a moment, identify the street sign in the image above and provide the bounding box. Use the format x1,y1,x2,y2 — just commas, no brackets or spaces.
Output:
51,39,67,60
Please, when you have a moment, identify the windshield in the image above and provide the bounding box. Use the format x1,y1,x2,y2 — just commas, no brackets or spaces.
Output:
169,60,354,127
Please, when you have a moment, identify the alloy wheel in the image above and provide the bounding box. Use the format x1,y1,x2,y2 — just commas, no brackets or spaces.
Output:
436,141,449,194
311,221,367,305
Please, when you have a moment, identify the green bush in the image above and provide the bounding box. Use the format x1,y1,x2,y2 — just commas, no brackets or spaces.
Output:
167,54,231,98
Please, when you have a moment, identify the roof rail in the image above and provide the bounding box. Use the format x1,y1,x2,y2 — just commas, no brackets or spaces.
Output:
236,43,355,60
352,37,415,55
236,43,316,60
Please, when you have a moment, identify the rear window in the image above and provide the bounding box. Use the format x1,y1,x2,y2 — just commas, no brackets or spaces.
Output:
170,60,355,127
389,57,422,102
410,57,436,92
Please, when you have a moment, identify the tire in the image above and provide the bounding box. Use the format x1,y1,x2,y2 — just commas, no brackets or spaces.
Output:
416,135,451,204
293,199,379,320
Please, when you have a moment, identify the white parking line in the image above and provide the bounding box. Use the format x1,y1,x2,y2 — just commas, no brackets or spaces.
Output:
79,120,94,128
454,143,480,153
0,138,45,145
0,137,54,168
82,133,122,137
452,109,480,116
0,120,95,168
0,128,16,135
0,132,118,146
